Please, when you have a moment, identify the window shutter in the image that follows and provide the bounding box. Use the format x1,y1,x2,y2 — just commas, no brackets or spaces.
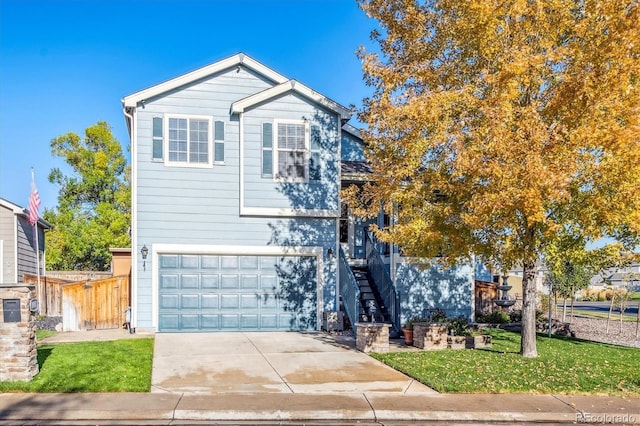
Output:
309,125,321,180
152,117,163,160
262,122,273,177
214,120,224,162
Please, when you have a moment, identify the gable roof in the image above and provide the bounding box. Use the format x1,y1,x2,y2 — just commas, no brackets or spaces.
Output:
0,197,52,229
231,79,352,120
121,53,289,108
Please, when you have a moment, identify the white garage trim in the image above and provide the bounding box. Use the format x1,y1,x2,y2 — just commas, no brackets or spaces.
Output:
150,243,324,331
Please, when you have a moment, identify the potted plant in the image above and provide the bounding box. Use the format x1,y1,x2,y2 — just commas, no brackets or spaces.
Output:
401,316,418,345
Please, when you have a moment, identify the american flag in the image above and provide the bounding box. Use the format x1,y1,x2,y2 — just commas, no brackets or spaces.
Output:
28,171,40,226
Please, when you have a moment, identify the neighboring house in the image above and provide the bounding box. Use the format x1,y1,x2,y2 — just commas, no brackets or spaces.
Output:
590,263,640,290
0,198,51,284
122,53,490,333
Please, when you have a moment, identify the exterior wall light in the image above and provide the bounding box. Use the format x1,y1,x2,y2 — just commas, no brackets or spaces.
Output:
140,245,149,271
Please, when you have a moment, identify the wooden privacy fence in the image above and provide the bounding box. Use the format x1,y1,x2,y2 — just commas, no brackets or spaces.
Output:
23,273,71,317
62,275,130,331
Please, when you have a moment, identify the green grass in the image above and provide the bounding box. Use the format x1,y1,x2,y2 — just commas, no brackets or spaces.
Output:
0,339,154,392
373,330,640,395
35,329,57,341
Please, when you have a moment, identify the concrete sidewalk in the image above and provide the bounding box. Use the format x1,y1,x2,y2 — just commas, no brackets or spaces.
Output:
0,392,638,424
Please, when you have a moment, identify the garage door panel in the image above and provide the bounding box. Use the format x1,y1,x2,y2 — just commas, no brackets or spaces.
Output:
160,255,179,269
261,275,277,290
181,294,199,309
240,294,259,309
180,314,199,329
160,294,179,309
158,253,317,332
261,294,278,309
201,314,219,329
220,275,239,289
201,275,219,289
221,256,239,269
260,314,278,329
159,314,179,330
220,314,239,329
241,275,259,289
181,274,199,289
201,255,219,269
201,294,219,309
181,255,199,269
239,256,259,269
160,274,179,289
220,294,239,309
240,314,258,328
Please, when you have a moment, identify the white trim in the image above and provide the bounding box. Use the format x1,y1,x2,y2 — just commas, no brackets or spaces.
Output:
12,213,17,282
240,206,340,218
151,243,325,331
231,80,352,119
0,240,3,284
239,113,245,216
126,107,139,328
273,119,309,183
122,53,289,107
164,114,213,168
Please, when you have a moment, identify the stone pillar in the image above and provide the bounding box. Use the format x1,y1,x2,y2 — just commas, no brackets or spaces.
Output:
356,323,390,353
413,322,448,350
0,284,39,381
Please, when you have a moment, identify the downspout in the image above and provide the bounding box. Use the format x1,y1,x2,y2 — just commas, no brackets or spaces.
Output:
122,105,137,329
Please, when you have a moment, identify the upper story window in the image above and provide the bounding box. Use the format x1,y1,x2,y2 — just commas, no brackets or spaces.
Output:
168,116,210,165
274,120,309,182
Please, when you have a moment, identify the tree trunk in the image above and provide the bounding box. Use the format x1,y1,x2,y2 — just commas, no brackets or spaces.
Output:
562,298,567,322
521,259,538,357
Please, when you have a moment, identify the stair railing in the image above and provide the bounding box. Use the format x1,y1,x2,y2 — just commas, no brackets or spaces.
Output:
365,231,400,333
338,246,360,333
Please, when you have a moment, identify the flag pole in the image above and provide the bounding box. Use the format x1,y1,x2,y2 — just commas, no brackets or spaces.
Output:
31,168,42,314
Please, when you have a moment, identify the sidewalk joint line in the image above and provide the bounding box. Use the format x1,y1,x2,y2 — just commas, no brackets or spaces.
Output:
551,394,585,419
172,392,184,422
362,393,378,422
244,332,295,394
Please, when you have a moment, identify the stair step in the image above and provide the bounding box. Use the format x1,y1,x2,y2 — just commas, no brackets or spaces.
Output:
360,293,376,300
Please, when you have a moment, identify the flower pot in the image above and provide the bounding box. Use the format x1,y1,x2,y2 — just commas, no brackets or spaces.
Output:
402,328,414,345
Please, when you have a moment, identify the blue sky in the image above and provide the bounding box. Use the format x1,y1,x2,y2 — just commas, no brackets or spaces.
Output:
0,0,377,212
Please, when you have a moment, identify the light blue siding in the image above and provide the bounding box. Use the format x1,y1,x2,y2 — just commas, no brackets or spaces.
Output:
395,261,474,325
132,65,339,329
341,131,365,162
242,94,340,211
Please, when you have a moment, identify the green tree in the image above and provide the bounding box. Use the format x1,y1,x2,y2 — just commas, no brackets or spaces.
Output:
44,121,130,271
351,0,640,357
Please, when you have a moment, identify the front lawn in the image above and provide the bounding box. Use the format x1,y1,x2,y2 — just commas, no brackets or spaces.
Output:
0,339,154,392
373,330,640,395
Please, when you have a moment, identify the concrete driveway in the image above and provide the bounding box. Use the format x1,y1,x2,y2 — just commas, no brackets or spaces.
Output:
151,332,435,395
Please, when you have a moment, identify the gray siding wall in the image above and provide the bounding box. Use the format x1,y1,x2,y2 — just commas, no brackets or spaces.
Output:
134,66,339,328
341,131,365,162
242,94,339,211
0,206,16,283
16,216,43,282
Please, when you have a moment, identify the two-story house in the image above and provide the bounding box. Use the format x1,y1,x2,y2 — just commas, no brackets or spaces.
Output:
123,53,490,333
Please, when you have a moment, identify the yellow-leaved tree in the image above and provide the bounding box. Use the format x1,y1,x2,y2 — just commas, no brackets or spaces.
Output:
352,0,640,357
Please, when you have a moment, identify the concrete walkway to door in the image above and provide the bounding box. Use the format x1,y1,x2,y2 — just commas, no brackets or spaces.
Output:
151,332,436,395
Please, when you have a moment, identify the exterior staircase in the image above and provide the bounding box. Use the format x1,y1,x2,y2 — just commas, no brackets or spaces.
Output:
351,265,390,323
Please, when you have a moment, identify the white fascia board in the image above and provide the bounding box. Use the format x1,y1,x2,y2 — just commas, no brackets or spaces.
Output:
231,80,352,119
342,123,363,139
240,206,340,218
121,53,288,108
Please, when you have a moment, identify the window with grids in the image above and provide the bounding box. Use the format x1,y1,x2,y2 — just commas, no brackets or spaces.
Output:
167,117,210,165
276,122,308,180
